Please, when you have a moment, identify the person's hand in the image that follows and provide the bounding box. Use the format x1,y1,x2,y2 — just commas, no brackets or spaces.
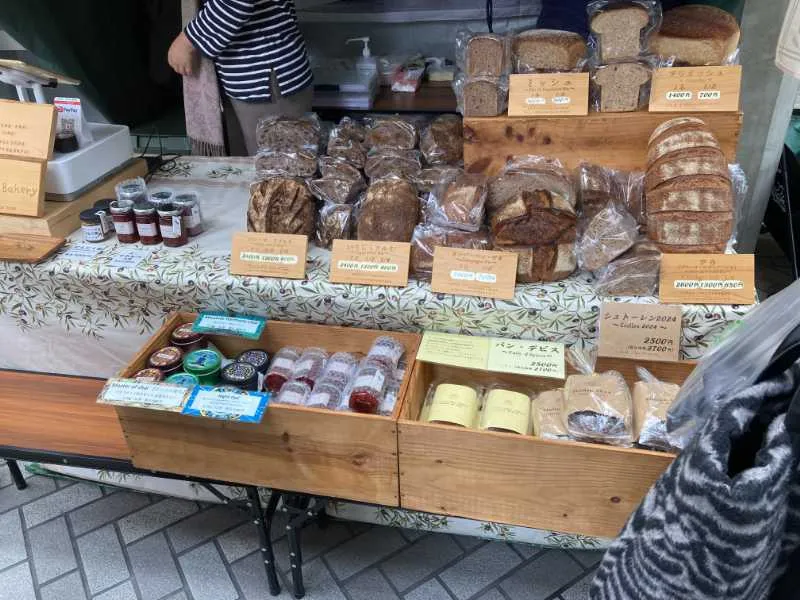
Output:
168,32,199,77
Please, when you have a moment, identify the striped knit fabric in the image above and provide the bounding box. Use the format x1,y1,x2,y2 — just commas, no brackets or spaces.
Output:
592,364,800,600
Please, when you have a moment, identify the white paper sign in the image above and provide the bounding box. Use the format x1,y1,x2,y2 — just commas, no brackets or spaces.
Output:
60,243,103,261
97,378,189,410
109,248,151,269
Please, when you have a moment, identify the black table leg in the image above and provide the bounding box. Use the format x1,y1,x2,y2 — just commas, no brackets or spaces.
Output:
6,460,26,490
246,487,281,596
287,512,305,599
283,494,326,599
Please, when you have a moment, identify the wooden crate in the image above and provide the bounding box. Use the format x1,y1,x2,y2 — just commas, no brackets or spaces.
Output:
115,312,421,506
463,111,742,175
398,357,695,538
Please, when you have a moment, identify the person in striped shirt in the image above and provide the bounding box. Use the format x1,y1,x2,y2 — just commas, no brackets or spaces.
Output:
168,0,313,155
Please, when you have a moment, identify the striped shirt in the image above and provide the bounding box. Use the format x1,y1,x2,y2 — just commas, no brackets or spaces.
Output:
185,0,313,102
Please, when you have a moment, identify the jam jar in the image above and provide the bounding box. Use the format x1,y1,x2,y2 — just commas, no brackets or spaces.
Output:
116,177,147,205
219,361,259,391
133,202,161,245
183,349,222,385
93,199,116,232
291,348,328,387
170,323,207,354
147,346,184,377
265,347,301,392
133,368,164,382
157,203,188,248
349,358,390,414
149,188,174,208
110,199,139,244
174,192,204,237
80,208,112,243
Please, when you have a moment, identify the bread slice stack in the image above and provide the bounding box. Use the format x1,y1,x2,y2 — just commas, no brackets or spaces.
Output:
645,118,733,253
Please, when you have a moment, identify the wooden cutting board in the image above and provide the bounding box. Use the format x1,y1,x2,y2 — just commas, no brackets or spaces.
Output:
0,234,65,263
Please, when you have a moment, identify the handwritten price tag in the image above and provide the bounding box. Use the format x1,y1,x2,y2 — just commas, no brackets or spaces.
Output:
598,302,682,363
649,66,741,112
329,239,410,287
659,254,755,305
230,232,307,279
508,73,589,116
431,247,517,300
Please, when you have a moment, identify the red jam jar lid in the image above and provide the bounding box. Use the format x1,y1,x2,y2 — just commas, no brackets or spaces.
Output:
148,346,184,370
170,323,204,345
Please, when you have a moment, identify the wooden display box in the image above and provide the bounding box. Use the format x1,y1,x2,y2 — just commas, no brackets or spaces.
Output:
397,357,695,538
114,312,421,506
463,111,742,175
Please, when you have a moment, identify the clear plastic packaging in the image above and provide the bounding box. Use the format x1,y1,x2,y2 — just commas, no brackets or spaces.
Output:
488,155,577,216
563,347,634,446
456,30,510,77
425,170,487,232
319,156,363,184
494,243,577,283
576,201,639,272
116,177,148,205
532,389,569,439
316,202,354,249
590,60,653,112
364,116,417,150
349,357,391,414
291,348,329,388
593,239,661,296
453,73,508,117
320,352,358,387
577,162,623,220
623,171,646,230
255,149,318,179
410,225,491,280
367,336,404,369
419,115,463,166
247,177,316,237
413,166,462,194
490,188,577,247
256,113,322,153
479,386,532,435
265,346,301,393
356,177,419,243
587,0,662,63
327,117,367,168
633,367,680,451
512,29,588,74
148,188,174,207
306,381,344,410
421,382,481,428
648,5,740,67
275,380,311,406
364,148,422,182
392,56,426,93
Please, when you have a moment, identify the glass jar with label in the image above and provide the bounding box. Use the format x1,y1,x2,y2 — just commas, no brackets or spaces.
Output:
349,357,391,414
93,199,116,233
133,202,161,245
110,199,139,244
80,208,112,243
157,203,188,248
115,177,148,205
265,347,301,392
174,192,204,237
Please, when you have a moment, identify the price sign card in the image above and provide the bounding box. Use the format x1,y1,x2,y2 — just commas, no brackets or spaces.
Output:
182,386,270,423
508,73,589,116
108,248,151,269
0,99,57,160
649,65,742,112
598,302,682,363
431,247,517,300
329,239,410,287
192,311,267,340
416,331,491,370
0,157,46,216
230,232,307,280
59,243,104,262
487,339,565,379
97,378,190,411
659,254,755,305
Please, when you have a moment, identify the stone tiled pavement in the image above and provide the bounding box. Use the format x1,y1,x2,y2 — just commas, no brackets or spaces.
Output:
0,464,601,600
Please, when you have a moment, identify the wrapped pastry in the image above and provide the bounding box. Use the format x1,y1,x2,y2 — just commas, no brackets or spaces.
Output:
247,177,315,237
633,367,680,451
364,148,422,182
425,170,487,232
357,178,420,243
256,114,322,153
594,239,661,296
316,202,354,249
420,114,463,166
410,225,490,280
576,202,639,272
364,116,417,150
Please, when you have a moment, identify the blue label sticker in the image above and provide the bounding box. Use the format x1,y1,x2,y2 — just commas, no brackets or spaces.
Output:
182,386,270,423
192,311,266,340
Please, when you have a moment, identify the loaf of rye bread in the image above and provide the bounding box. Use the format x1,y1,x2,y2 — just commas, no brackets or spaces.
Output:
308,176,364,205
512,29,587,73
413,166,462,194
491,189,577,246
594,240,661,296
420,115,463,166
653,241,727,253
578,162,619,219
316,202,354,249
357,178,419,242
649,5,740,66
647,211,733,246
593,62,652,112
465,33,508,77
364,148,422,182
410,225,490,278
427,171,487,231
589,3,653,62
648,116,708,145
364,117,417,150
256,115,321,152
644,147,729,191
255,149,318,178
647,129,721,164
577,203,639,272
488,163,576,216
327,117,367,167
247,177,315,237
646,174,733,214
318,156,363,184
494,243,576,283
462,77,506,117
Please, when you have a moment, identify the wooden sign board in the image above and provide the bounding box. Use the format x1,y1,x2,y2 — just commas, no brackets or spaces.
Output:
0,99,57,161
598,302,682,363
329,239,410,287
431,247,518,300
660,253,755,305
230,232,307,279
0,233,64,263
508,73,589,117
649,66,742,113
0,157,46,216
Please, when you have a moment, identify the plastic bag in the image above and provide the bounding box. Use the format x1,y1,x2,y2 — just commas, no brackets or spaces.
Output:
425,169,487,231
255,149,317,179
410,224,490,280
577,162,622,219
54,97,94,148
576,201,639,272
327,118,366,168
256,113,322,153
316,202,354,249
456,29,510,77
633,367,680,451
511,29,587,74
590,59,653,112
364,147,422,182
453,73,509,117
493,243,577,283
488,155,577,215
413,166,462,194
667,278,800,449
420,114,463,166
309,157,365,204
318,156,362,184
356,177,419,243
623,171,646,229
564,346,634,446
587,0,662,63
594,239,661,296
649,5,740,67
364,116,417,150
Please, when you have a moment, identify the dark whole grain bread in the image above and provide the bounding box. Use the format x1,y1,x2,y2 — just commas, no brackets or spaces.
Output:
420,115,463,166
577,204,639,271
247,177,315,237
646,174,733,213
364,148,422,182
647,211,734,245
647,129,721,164
318,156,363,185
410,225,490,278
647,117,709,145
512,29,587,73
653,240,727,253
488,166,576,216
364,117,417,150
594,62,651,112
308,176,364,205
494,243,577,283
491,189,577,246
649,5,740,66
255,149,318,178
256,115,321,152
644,147,728,191
594,240,661,296
316,202,354,248
357,178,420,242
590,4,652,62
578,163,621,220
463,78,504,117
428,171,487,231
413,166,462,194
466,34,507,77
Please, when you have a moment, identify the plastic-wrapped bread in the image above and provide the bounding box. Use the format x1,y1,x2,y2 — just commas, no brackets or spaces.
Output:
592,61,652,112
454,74,508,117
247,177,315,237
420,115,463,166
319,156,363,183
576,202,639,272
578,162,621,220
256,114,322,153
327,117,366,167
490,189,577,246
494,243,577,283
649,5,740,66
410,225,490,279
633,367,680,450
255,149,317,178
587,0,662,62
532,389,569,439
357,178,420,243
488,156,576,216
512,29,587,73
425,170,487,232
594,240,661,296
364,116,417,150
364,148,422,182
458,31,509,77
308,159,364,204
413,166,462,194
316,202,354,249
644,147,729,192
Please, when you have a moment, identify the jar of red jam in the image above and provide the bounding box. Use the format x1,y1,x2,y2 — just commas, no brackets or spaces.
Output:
169,323,207,354
149,188,174,208
349,358,390,414
174,192,204,237
291,348,328,387
265,346,301,392
134,202,162,245
147,346,184,376
157,203,188,248
116,177,147,205
110,199,139,244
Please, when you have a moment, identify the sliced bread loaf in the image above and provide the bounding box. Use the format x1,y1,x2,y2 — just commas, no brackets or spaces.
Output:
463,78,505,117
647,211,734,245
646,175,733,213
512,29,587,73
647,129,721,164
649,5,740,66
590,4,652,62
466,34,507,77
653,241,727,253
648,117,709,145
495,243,577,283
645,147,728,191
594,62,652,112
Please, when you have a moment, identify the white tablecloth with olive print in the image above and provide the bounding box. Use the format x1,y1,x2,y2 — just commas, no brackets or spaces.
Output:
0,156,751,378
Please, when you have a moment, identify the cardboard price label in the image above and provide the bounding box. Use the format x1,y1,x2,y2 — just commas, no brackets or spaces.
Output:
230,232,307,279
0,99,57,161
508,73,589,116
659,254,755,305
329,239,410,287
649,66,742,112
0,157,45,216
598,302,682,363
431,247,517,300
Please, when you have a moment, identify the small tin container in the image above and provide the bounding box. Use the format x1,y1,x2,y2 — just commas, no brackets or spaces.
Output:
236,349,270,374
219,361,259,391
170,323,207,354
147,346,184,377
133,368,165,382
183,349,222,385
165,372,199,387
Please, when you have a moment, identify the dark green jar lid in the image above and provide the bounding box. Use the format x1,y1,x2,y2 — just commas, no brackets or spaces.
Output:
183,349,222,375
